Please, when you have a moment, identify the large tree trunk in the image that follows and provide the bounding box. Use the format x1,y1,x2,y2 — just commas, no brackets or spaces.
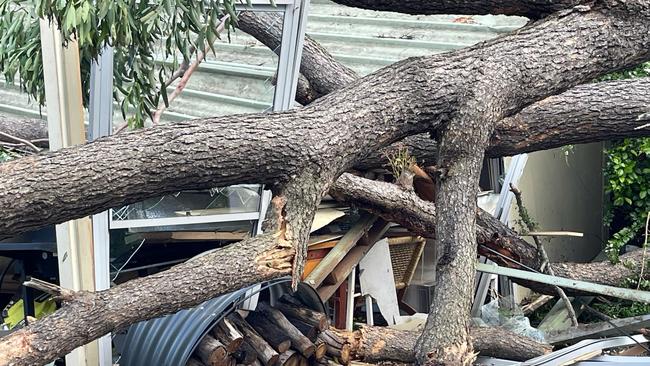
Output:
0,116,47,143
1,2,650,365
337,325,551,362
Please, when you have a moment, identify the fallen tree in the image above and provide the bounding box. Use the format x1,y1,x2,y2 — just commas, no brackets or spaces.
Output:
1,1,650,365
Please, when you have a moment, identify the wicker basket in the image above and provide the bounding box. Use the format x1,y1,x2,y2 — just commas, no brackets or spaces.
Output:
388,236,426,289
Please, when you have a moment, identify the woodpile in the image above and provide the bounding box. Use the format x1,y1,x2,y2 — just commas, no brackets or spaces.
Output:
186,296,352,366
186,293,552,366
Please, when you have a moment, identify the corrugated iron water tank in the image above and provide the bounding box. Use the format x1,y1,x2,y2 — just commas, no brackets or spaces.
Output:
118,278,324,366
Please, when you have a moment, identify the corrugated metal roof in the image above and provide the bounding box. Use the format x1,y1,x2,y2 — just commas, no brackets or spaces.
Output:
118,278,325,366
0,0,526,123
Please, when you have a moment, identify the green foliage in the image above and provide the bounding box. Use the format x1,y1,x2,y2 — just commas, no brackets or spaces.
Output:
602,62,650,263
0,1,44,104
0,0,244,127
588,275,650,320
0,146,12,162
597,62,650,81
604,137,650,262
593,299,650,319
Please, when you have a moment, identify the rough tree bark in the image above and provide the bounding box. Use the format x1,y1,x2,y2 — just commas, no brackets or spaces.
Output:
1,2,650,365
329,0,585,19
0,116,47,142
336,325,551,362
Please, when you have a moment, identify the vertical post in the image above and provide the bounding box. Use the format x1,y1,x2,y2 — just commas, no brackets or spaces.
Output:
334,279,348,329
40,19,99,366
89,45,115,366
345,267,355,331
273,0,310,111
365,295,374,326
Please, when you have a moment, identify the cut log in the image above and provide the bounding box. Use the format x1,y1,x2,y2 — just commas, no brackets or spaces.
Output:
232,341,258,365
275,298,329,331
278,349,301,366
245,311,292,353
228,313,279,366
334,325,551,362
319,329,347,349
195,335,228,366
319,329,351,365
212,319,245,354
326,343,351,365
288,318,319,342
314,339,327,360
256,302,316,357
187,358,206,366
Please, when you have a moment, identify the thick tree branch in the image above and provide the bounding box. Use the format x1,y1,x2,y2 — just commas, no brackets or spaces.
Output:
359,78,650,169
4,78,649,169
332,173,650,296
329,0,585,19
0,234,292,366
237,11,358,105
0,189,315,366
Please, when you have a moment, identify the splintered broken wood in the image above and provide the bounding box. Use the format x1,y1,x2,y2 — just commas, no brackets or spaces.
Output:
305,214,378,288
318,220,391,301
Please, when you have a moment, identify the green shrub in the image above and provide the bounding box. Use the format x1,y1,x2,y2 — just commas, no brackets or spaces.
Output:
602,62,650,263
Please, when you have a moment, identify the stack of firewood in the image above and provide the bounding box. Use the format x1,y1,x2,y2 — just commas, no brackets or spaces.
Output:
186,295,351,366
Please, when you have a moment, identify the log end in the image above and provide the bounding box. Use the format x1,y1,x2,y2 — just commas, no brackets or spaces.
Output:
314,342,327,360
226,338,244,354
301,344,316,359
277,340,292,354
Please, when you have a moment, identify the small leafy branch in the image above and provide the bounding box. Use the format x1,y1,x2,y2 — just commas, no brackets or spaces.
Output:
385,146,415,179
